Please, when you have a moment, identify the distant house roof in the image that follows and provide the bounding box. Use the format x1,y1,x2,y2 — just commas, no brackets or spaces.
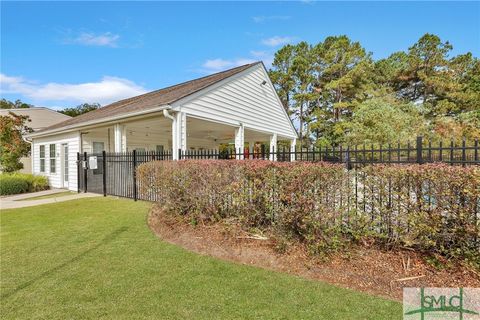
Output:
35,62,262,135
0,107,71,131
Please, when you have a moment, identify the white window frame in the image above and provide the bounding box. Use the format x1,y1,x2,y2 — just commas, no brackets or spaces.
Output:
49,144,56,173
39,145,45,173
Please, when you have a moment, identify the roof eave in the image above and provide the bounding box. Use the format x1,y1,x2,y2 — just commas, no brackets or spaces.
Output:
27,104,171,139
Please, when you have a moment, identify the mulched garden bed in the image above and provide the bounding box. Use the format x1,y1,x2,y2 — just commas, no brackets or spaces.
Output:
148,206,480,301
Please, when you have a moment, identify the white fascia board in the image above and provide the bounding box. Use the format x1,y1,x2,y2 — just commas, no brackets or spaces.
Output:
257,64,298,139
26,105,170,139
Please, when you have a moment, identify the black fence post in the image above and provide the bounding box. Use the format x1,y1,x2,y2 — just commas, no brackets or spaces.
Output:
102,150,107,197
83,152,88,193
462,138,466,167
77,152,80,193
345,146,351,170
416,136,423,164
133,150,137,201
178,149,182,161
450,139,454,165
439,141,443,162
475,139,479,163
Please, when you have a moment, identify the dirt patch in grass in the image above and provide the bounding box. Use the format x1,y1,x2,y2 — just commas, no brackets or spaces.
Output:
148,206,480,301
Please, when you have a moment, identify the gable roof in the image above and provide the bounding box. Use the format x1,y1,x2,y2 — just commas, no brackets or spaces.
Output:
35,62,262,135
0,107,71,131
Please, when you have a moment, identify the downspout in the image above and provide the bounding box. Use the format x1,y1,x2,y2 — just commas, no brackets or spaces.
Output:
163,108,177,159
163,108,175,122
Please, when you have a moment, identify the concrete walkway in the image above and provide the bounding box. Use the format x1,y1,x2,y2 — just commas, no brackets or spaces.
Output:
1,189,101,210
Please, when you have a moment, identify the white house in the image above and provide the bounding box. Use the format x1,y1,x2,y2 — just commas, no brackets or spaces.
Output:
0,107,71,173
27,62,298,191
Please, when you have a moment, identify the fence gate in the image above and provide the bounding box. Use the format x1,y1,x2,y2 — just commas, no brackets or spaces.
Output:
77,150,173,201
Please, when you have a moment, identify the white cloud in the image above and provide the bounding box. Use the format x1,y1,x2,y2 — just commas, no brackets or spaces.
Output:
252,15,291,23
250,51,274,67
65,32,120,47
199,50,277,74
201,58,257,73
250,50,267,58
202,59,236,71
0,74,23,87
0,73,148,106
261,36,294,47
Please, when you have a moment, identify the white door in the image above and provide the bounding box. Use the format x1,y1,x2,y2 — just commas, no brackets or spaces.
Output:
62,144,69,188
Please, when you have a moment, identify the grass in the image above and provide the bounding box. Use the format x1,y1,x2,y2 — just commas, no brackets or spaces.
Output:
19,191,74,201
0,198,402,319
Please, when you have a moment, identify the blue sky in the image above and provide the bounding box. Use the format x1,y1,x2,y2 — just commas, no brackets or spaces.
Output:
1,1,479,110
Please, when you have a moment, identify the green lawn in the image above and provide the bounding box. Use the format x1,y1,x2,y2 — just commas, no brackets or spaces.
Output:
1,197,402,319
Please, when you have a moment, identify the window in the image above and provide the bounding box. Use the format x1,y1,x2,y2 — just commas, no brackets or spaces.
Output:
39,145,45,172
92,142,104,154
49,144,56,173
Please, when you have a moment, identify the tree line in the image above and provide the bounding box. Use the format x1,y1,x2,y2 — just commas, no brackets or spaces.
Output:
3,32,479,148
268,33,479,146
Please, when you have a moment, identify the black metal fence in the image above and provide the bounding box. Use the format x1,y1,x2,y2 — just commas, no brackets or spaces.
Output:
77,137,479,200
78,150,173,200
181,136,479,165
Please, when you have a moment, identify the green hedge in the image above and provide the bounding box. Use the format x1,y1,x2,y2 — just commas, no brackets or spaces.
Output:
0,173,49,195
138,160,480,267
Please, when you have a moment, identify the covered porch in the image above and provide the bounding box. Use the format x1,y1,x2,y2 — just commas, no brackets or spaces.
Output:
79,111,296,160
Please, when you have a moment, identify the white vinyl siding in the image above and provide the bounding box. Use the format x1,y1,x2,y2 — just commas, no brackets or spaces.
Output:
173,64,296,139
32,132,80,191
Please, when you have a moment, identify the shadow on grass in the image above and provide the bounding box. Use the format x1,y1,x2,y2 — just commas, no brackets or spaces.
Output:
1,226,129,300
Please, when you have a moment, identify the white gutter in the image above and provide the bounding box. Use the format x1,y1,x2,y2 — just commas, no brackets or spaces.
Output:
26,104,170,139
162,108,175,122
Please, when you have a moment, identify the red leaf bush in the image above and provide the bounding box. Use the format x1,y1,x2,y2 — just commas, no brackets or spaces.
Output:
138,160,480,265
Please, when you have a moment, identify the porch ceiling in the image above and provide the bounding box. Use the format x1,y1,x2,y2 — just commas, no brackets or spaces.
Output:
122,116,287,143
186,117,236,143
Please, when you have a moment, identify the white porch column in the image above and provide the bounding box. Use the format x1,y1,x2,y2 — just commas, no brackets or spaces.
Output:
269,133,277,161
114,124,126,152
290,138,296,162
234,124,244,159
121,126,127,152
179,112,187,152
170,116,178,160
172,111,186,160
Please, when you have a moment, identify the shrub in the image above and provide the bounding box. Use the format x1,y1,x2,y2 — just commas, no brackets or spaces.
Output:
138,160,480,266
0,175,30,195
0,173,49,195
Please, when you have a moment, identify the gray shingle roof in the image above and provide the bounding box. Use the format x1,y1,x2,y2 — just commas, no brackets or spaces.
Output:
38,62,261,133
